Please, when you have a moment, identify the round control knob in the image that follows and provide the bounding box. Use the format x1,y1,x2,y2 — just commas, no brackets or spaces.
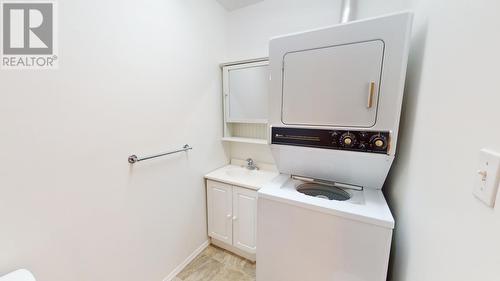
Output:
370,135,388,150
340,133,356,148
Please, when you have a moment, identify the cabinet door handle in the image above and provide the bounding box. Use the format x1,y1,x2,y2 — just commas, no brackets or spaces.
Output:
367,81,376,108
226,214,232,219
232,216,237,221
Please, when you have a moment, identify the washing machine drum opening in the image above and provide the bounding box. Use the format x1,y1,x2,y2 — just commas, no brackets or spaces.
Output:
297,183,351,201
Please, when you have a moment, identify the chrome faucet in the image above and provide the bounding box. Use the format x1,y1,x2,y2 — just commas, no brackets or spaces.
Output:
245,158,258,170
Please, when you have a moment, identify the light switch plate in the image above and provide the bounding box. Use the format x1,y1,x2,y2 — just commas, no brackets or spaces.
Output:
473,148,500,207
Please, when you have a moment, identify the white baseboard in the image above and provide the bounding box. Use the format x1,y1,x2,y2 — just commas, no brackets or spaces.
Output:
162,240,209,281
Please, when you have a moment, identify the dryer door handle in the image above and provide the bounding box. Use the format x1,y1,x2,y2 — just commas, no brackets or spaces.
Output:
367,81,376,108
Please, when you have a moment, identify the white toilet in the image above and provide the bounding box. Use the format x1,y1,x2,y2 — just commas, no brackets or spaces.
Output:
0,270,36,281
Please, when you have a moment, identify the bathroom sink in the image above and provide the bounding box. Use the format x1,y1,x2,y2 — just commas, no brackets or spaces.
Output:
205,165,279,190
225,168,260,178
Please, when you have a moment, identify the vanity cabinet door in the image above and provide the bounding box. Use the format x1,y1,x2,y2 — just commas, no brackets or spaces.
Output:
207,180,233,245
232,186,258,254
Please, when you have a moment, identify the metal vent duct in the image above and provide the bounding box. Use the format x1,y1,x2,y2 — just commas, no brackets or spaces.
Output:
340,0,357,23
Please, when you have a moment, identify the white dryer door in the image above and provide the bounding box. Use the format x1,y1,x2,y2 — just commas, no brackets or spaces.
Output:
282,40,384,128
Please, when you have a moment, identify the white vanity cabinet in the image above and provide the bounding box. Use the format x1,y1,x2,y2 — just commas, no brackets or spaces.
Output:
206,180,257,260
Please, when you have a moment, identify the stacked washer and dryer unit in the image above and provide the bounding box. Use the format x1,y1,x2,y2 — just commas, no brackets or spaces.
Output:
257,12,413,281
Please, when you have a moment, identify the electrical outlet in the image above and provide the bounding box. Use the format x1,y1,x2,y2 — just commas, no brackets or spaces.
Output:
473,148,500,207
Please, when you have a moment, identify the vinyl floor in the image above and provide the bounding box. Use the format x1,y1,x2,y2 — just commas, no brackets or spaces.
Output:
174,245,256,281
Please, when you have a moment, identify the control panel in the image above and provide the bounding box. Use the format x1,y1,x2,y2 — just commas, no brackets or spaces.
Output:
271,127,390,154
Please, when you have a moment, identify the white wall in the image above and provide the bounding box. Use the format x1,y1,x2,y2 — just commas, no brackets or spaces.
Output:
355,0,412,20
0,1,228,280
379,1,500,280
3,1,500,281
226,0,341,61
226,0,342,164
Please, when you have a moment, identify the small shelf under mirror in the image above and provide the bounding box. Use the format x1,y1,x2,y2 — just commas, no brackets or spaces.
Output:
226,119,268,124
222,123,268,145
221,137,268,145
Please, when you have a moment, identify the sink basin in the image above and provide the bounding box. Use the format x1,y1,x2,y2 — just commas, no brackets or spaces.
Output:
225,168,260,178
205,165,279,190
